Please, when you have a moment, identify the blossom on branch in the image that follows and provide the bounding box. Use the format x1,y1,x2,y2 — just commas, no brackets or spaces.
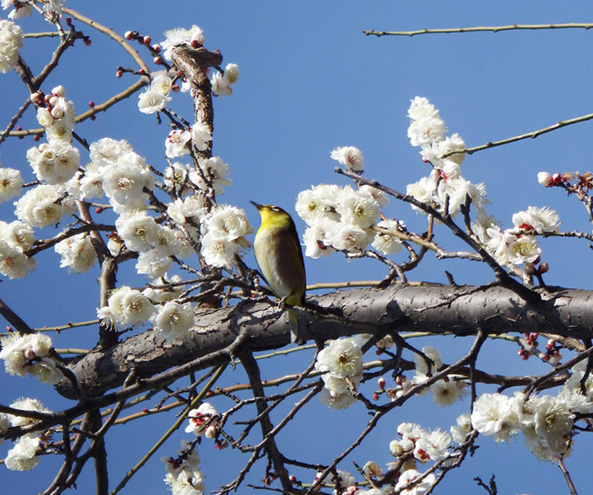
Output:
0,18,22,73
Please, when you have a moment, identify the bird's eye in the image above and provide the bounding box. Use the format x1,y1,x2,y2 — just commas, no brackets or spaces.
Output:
271,206,281,212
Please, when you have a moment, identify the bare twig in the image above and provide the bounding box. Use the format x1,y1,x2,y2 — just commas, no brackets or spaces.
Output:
363,23,593,37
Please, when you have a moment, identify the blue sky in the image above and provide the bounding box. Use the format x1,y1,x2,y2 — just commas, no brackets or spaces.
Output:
2,1,593,493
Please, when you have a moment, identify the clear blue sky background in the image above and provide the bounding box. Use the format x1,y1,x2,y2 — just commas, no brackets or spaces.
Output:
2,1,593,494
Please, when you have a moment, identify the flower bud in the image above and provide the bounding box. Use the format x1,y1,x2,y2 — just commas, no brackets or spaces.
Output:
537,171,552,187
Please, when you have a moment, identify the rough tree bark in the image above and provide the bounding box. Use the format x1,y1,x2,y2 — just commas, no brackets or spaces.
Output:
56,283,593,400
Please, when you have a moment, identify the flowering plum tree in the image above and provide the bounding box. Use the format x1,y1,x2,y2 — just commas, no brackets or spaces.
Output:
2,3,593,495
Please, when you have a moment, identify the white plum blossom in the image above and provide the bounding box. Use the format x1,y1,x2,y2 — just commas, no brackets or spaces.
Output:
506,235,541,265
14,184,74,228
154,301,195,342
359,184,389,207
190,156,232,195
325,222,373,253
101,150,154,209
73,164,105,200
330,146,365,172
202,204,251,242
167,196,206,226
317,469,355,494
421,133,466,170
211,71,232,97
302,218,337,258
161,25,205,61
0,239,36,278
413,346,442,375
407,96,447,148
152,224,189,258
430,377,466,407
89,137,134,168
408,115,446,148
0,221,35,251
406,174,437,211
165,129,192,159
98,286,155,328
200,232,240,268
372,219,404,255
0,333,61,384
394,469,435,495
316,338,364,410
137,71,174,114
295,184,341,225
136,249,173,279
2,0,33,19
191,122,212,151
512,206,560,233
450,413,472,444
336,189,380,229
414,428,452,462
150,70,173,95
37,93,76,144
407,97,439,121
436,176,487,218
116,212,160,253
54,234,97,273
162,439,205,495
316,338,363,390
138,88,171,114
485,225,542,267
5,435,41,471
0,167,23,202
185,402,218,437
8,398,51,427
42,0,64,15
27,141,80,185
471,393,521,442
0,19,22,73
362,461,383,479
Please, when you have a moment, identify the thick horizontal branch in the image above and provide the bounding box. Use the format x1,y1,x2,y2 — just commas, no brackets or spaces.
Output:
56,283,593,400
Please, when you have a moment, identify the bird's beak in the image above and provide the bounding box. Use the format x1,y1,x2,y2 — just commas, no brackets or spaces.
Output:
250,201,263,210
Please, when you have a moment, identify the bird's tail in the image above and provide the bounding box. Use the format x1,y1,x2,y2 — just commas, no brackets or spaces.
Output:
287,307,304,345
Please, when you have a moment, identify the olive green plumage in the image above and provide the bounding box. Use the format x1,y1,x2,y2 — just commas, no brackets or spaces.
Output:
251,202,306,344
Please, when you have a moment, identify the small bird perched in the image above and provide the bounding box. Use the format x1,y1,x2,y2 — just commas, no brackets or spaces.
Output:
251,202,306,344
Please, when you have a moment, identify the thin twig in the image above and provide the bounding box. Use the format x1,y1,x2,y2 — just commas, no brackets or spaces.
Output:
109,364,227,495
363,23,593,37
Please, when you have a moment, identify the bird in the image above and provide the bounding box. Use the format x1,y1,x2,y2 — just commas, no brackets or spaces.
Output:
251,201,306,344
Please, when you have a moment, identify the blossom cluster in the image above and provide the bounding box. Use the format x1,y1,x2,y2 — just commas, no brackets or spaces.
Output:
0,18,22,73
2,398,51,471
0,333,62,385
470,361,593,461
185,402,219,438
315,337,364,410
138,70,173,114
96,284,196,339
474,205,559,268
406,97,486,220
0,218,35,278
162,440,205,495
406,97,561,269
296,182,402,258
